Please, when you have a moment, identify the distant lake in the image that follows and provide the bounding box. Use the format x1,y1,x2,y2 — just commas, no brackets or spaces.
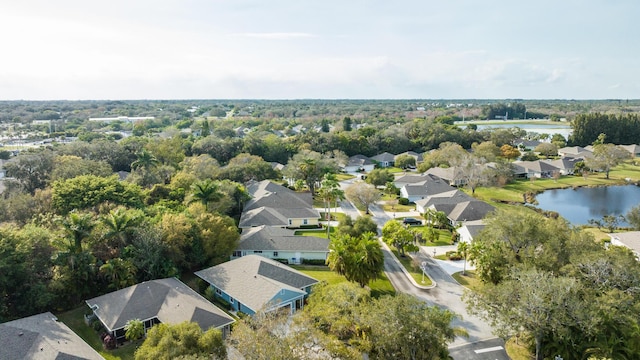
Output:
459,122,573,139
535,185,640,226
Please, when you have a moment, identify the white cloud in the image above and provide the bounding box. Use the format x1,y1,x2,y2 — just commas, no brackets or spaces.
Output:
234,32,317,39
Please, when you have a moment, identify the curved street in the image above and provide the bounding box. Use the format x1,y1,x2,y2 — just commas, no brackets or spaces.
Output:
335,181,509,359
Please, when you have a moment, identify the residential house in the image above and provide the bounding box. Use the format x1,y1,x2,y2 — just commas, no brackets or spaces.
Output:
371,152,396,168
542,158,581,175
457,220,486,244
414,189,472,214
394,173,432,189
446,200,496,225
608,231,640,259
620,144,640,157
399,174,456,203
513,138,542,152
270,162,285,172
424,166,466,186
85,277,235,343
514,160,561,178
396,151,424,164
233,225,329,264
342,154,376,173
558,146,591,158
195,255,319,315
0,312,104,360
239,180,320,229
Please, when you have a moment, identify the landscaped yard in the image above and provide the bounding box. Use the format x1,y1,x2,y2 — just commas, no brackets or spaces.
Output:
473,161,640,204
295,227,333,238
451,270,483,292
403,225,454,246
57,306,139,360
389,248,432,286
292,265,396,297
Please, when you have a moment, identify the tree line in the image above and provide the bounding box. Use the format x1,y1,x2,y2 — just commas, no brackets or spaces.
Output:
569,112,640,146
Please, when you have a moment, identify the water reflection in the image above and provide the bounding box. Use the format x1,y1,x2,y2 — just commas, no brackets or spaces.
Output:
535,185,640,225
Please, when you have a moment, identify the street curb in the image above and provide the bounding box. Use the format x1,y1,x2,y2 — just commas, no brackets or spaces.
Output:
379,239,436,289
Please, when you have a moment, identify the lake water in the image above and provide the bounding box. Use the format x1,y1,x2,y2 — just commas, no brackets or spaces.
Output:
534,185,640,226
474,123,573,139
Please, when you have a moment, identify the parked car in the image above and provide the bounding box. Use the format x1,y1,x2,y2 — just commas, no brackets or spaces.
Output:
402,217,422,225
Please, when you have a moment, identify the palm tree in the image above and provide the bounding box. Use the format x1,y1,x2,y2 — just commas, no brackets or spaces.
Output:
189,179,223,209
58,211,95,253
124,318,145,341
327,232,384,288
131,149,159,171
457,241,469,275
102,208,140,249
99,258,137,290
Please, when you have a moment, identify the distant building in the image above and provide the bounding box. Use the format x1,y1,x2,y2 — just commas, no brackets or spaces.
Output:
88,116,155,123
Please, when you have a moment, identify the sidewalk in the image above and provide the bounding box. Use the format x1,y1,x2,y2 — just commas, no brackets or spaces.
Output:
423,245,475,275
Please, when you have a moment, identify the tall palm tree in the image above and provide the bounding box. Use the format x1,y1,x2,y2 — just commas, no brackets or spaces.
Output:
131,149,159,171
58,211,95,253
101,208,140,249
189,179,223,209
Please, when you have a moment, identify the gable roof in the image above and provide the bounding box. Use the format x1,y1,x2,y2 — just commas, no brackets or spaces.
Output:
346,154,375,167
237,225,329,252
371,152,396,163
542,158,580,171
394,173,431,185
0,312,104,360
558,146,590,155
620,144,640,155
85,277,234,333
401,174,456,197
241,180,319,227
448,200,496,222
195,255,318,313
397,151,423,162
517,160,560,173
414,189,473,208
424,167,458,182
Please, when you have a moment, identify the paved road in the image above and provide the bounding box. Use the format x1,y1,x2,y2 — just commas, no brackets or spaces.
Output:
338,193,509,359
449,338,510,360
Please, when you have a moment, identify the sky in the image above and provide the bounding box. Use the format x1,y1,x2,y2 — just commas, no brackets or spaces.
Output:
1,0,639,100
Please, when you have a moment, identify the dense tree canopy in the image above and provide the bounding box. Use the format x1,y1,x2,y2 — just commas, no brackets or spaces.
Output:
466,209,640,359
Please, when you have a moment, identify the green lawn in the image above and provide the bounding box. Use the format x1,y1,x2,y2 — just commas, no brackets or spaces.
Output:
390,248,432,286
473,161,640,204
403,226,453,246
451,270,483,292
292,265,396,297
57,306,139,360
335,173,356,181
295,228,333,238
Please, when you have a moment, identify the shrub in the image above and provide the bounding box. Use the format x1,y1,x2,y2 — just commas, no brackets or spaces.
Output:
302,259,326,266
446,251,462,261
398,197,410,205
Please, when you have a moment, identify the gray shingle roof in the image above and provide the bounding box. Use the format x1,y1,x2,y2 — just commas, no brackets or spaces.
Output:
346,154,375,167
401,174,456,197
85,278,234,333
448,200,496,222
195,255,318,313
415,190,472,208
240,180,319,227
238,225,329,252
371,152,396,163
0,312,104,360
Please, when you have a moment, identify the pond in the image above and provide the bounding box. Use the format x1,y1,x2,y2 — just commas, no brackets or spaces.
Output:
534,185,640,226
458,122,573,139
